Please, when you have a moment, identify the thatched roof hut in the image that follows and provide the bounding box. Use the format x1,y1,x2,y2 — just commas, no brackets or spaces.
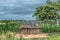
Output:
20,23,40,34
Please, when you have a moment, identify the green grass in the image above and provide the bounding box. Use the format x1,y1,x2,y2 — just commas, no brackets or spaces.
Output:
45,33,60,40
0,33,60,40
0,31,60,40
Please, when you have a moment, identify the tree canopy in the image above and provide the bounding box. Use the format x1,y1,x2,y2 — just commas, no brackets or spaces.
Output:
33,0,60,20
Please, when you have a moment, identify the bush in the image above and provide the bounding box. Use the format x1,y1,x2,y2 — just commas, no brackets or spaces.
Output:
0,20,25,34
40,24,60,33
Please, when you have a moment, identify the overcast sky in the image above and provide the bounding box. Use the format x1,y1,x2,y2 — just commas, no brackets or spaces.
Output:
0,0,57,20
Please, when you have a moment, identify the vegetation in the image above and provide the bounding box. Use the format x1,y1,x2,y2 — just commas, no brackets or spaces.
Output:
0,20,26,34
33,0,60,40
34,0,60,33
40,24,60,33
0,32,60,40
0,20,60,40
33,0,59,21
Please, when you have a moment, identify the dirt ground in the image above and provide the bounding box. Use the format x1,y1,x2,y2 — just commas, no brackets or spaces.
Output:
14,33,47,38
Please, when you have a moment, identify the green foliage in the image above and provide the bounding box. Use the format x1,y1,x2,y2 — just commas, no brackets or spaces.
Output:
45,33,60,40
33,0,60,20
0,20,26,34
40,24,60,33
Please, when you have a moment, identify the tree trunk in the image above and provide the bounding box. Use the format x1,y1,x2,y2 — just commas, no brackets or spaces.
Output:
57,19,59,26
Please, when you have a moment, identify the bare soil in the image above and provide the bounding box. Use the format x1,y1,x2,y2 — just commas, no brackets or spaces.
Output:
14,32,47,38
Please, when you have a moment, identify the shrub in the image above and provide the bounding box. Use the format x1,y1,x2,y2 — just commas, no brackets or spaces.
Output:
40,24,60,33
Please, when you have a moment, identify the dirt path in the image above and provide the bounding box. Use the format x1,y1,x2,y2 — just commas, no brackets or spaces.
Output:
14,32,47,38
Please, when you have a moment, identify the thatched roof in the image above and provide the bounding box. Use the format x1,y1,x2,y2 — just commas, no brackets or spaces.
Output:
20,21,40,29
20,24,40,29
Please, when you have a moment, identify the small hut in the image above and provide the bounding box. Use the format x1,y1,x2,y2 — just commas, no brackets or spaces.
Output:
20,22,41,34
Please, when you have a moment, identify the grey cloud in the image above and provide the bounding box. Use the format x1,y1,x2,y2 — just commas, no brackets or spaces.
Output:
0,0,46,20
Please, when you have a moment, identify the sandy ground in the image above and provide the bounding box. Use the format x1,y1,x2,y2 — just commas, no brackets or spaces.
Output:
14,33,47,38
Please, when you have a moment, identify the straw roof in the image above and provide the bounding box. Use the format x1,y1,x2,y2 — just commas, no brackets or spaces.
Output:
20,24,40,29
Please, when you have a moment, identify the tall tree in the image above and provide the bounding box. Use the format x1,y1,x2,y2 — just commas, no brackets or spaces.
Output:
33,0,59,21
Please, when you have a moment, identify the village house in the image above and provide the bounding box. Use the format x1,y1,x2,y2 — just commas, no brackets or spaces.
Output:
20,22,41,34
